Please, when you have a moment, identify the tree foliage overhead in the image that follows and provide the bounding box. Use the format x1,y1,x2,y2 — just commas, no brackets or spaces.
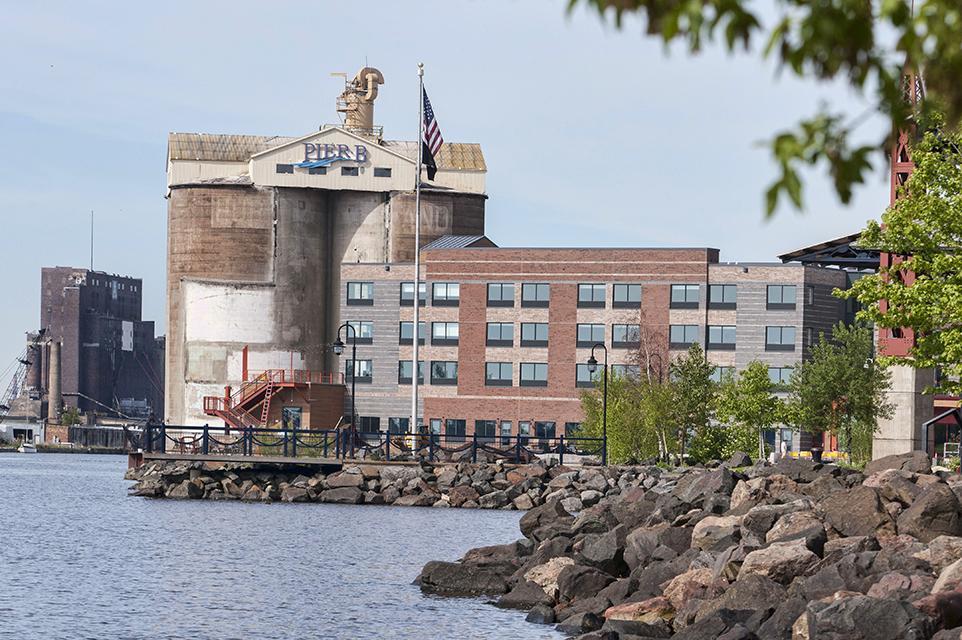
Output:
842,130,962,395
567,0,962,215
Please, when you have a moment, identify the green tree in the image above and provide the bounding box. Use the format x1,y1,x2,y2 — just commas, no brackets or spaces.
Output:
61,406,82,426
785,323,893,465
671,343,719,463
717,360,784,461
841,129,962,396
567,0,962,215
579,371,678,464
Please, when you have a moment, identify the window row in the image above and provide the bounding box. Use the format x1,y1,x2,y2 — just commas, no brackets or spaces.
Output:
669,325,812,351
672,283,816,310
347,360,642,387
425,419,580,443
276,164,392,178
709,366,795,387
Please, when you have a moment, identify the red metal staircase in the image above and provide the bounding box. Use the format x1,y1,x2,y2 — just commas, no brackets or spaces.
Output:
203,369,342,430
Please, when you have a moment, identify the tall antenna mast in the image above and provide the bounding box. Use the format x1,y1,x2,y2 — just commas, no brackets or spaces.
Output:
90,211,94,271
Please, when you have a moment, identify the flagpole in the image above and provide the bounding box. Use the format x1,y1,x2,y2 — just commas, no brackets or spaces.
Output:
411,62,424,452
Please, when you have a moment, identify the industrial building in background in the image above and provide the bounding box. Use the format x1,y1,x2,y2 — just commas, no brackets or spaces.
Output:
165,67,485,427
0,267,165,443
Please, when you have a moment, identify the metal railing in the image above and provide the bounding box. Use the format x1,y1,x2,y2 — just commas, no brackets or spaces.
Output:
140,424,606,465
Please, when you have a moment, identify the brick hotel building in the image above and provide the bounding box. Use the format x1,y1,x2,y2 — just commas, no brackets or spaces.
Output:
337,240,851,447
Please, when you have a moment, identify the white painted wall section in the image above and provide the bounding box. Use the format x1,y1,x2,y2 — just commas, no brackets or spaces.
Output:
183,281,276,344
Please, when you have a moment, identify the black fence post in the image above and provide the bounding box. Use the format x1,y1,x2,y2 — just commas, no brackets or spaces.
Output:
160,425,167,454
283,428,289,457
291,427,298,458
429,433,435,461
202,425,210,455
244,427,252,456
386,432,392,462
472,432,478,464
515,439,521,464
144,424,152,453
335,428,341,459
559,435,565,466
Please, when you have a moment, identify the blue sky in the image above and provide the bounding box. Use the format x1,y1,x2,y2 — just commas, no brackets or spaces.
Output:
0,1,890,373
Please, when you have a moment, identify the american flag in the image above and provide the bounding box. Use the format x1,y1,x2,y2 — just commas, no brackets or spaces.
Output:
421,88,443,180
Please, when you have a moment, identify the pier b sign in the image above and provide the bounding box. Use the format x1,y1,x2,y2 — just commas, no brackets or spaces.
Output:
301,143,369,166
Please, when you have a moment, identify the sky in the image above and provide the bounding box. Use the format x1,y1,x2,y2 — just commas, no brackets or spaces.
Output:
0,1,892,377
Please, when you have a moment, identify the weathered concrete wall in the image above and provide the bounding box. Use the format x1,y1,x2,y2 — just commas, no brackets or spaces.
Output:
874,364,935,459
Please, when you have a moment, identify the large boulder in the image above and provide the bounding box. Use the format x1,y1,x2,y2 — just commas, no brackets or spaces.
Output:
525,557,575,599
581,524,629,576
794,593,933,639
927,535,962,573
280,485,309,503
672,468,738,508
898,483,962,542
496,580,554,609
624,523,692,571
602,597,675,638
740,502,802,545
726,451,753,468
819,485,896,537
766,510,827,553
863,468,923,506
319,487,363,504
325,471,365,489
379,466,418,485
739,539,818,585
418,560,514,596
864,451,931,476
691,515,742,551
447,484,480,508
695,574,786,623
663,568,724,611
519,499,572,541
478,490,509,509
556,565,615,603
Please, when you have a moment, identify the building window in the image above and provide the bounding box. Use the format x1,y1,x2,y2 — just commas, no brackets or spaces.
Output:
429,418,442,436
766,326,797,351
341,166,359,176
486,322,514,347
346,320,373,344
612,324,641,348
475,420,496,442
519,421,531,445
308,166,327,175
708,284,737,309
613,284,642,308
669,324,700,348
487,283,515,307
805,285,815,305
500,421,513,445
357,416,380,434
804,326,815,348
710,366,736,383
670,284,700,309
445,419,466,442
768,366,793,387
577,283,606,308
611,364,641,379
388,417,409,434
432,282,460,306
485,362,513,386
400,282,427,306
767,285,797,310
521,283,550,307
576,363,602,388
398,360,424,384
399,321,426,345
346,359,373,383
707,325,736,350
576,323,605,348
565,422,582,437
520,363,548,387
431,322,459,346
275,164,294,174
520,322,549,347
535,421,556,440
373,167,392,178
431,361,459,385
346,282,374,306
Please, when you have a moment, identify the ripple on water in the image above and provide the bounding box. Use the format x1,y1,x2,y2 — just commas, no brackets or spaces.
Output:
0,454,562,640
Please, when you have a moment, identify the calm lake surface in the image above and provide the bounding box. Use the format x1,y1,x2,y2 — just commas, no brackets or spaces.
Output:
0,454,563,640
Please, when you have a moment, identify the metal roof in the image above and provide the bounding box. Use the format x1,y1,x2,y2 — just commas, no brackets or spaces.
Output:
168,131,486,171
778,232,880,270
422,235,496,250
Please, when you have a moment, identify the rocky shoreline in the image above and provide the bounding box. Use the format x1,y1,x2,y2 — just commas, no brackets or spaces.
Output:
125,458,625,511
416,451,962,639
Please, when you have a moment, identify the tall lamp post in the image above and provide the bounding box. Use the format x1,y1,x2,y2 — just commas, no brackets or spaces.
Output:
332,322,357,458
587,343,608,466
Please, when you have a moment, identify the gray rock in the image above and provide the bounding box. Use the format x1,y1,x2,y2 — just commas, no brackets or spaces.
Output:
519,499,572,541
479,490,509,509
557,565,615,603
580,489,604,507
319,487,363,504
418,560,513,596
554,612,603,635
280,486,309,503
795,593,932,639
393,492,438,507
168,479,203,499
691,515,742,551
512,493,534,510
581,524,628,576
864,450,932,476
496,580,554,609
326,472,364,489
819,485,896,537
695,574,786,623
898,483,962,542
739,539,818,585
562,496,584,514
727,451,753,468
525,604,556,624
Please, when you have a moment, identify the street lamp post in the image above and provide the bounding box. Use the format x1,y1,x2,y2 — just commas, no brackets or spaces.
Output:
587,343,609,466
332,322,358,458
